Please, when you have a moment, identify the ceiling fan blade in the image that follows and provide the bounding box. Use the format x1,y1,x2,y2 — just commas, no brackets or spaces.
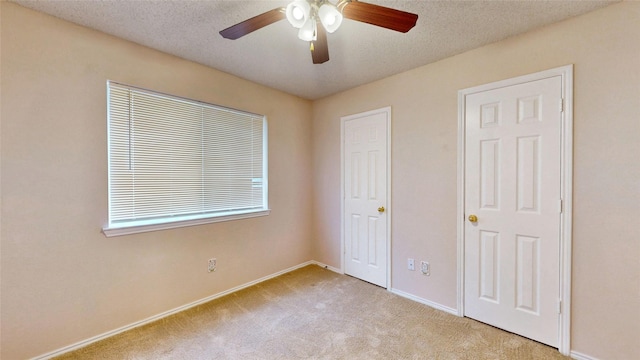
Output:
342,1,418,33
220,7,286,40
311,23,329,64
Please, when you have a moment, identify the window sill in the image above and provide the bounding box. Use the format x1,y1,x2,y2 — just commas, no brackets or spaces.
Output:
102,209,271,237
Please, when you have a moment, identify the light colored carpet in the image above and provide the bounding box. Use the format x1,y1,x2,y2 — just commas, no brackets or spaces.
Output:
55,265,568,359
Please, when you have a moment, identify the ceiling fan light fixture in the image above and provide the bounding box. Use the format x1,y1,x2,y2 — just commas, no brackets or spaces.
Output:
286,0,311,29
298,17,317,41
220,0,419,65
318,3,343,33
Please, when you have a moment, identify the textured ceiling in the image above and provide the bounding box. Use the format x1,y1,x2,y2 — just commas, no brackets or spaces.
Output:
12,0,617,100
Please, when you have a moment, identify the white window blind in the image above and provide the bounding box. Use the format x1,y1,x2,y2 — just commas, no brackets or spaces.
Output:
104,81,268,236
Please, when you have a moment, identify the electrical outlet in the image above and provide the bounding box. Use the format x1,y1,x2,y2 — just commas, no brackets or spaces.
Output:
208,258,217,273
420,261,430,276
408,258,415,271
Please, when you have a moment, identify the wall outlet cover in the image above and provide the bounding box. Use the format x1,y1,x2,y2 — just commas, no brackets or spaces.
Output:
420,261,430,276
208,258,217,272
408,258,415,271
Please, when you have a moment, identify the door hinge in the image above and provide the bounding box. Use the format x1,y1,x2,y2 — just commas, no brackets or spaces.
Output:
558,199,563,213
560,98,564,113
557,299,562,314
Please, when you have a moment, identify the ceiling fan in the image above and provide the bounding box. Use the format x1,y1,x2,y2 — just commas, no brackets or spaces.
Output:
219,0,418,64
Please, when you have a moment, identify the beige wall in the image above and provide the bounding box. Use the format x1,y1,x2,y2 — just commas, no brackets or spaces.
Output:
0,3,312,359
312,2,639,359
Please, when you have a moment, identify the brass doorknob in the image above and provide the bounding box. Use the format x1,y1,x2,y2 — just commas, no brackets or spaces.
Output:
378,206,385,213
468,214,478,222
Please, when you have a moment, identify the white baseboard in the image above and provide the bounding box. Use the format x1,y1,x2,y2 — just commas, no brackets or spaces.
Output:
389,288,599,359
390,288,598,360
35,261,583,360
390,288,458,316
310,260,343,274
313,263,458,317
309,263,458,317
570,351,600,360
31,261,317,360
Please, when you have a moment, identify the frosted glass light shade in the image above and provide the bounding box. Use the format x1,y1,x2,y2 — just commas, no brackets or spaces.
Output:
298,18,317,41
318,3,343,33
286,0,311,29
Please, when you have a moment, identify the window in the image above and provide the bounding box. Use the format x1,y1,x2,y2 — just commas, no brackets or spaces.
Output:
103,81,268,237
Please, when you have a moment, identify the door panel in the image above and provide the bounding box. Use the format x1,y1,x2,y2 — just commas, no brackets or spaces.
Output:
343,109,389,287
480,139,500,209
479,230,499,303
464,76,562,347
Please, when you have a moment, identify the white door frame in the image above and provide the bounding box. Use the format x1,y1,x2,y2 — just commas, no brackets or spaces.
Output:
340,106,392,289
456,65,573,355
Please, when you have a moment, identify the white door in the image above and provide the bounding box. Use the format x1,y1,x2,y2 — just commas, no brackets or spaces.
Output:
464,76,562,347
343,108,390,288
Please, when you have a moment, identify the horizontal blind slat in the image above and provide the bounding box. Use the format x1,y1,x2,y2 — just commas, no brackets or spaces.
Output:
108,82,266,224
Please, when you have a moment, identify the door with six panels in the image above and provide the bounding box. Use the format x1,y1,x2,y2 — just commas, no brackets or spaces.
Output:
464,76,562,347
343,107,389,288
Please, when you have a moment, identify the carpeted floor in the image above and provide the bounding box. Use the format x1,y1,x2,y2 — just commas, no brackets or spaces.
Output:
55,265,568,359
